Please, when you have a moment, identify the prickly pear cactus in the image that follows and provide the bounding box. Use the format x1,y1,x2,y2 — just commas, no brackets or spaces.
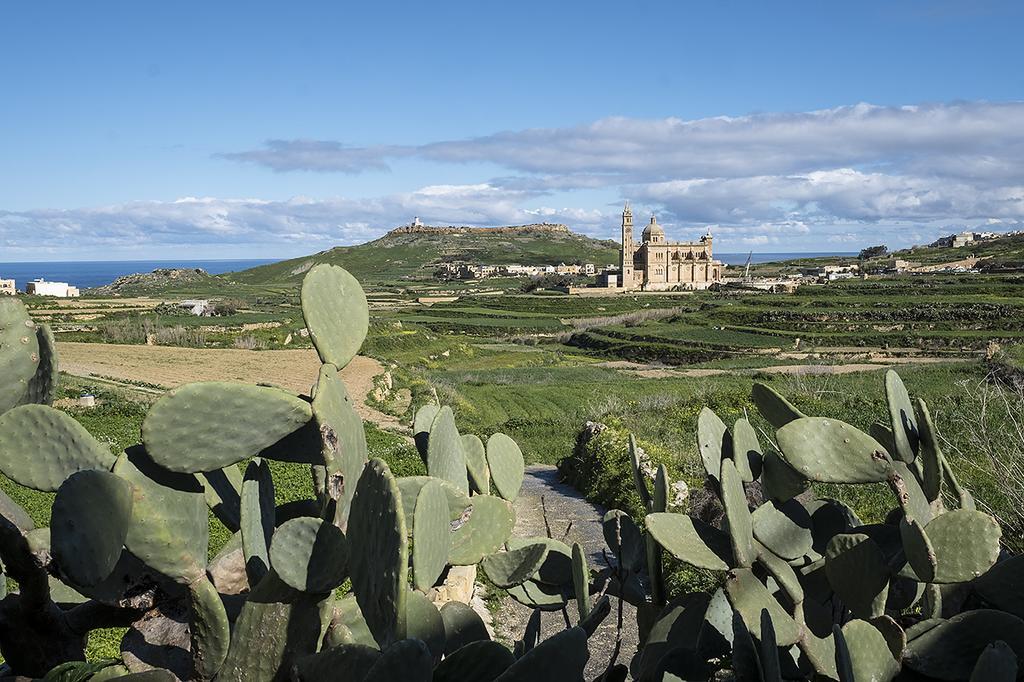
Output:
0,265,607,682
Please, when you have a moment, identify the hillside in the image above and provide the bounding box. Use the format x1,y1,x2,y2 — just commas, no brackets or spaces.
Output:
227,223,620,285
896,232,1024,270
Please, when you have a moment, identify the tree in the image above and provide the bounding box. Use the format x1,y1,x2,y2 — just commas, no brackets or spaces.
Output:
858,244,888,260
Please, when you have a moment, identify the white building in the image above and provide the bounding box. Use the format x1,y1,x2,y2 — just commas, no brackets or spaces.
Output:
26,279,80,297
0,279,14,296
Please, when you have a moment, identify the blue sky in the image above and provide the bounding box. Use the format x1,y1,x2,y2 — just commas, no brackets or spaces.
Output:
2,1,1023,260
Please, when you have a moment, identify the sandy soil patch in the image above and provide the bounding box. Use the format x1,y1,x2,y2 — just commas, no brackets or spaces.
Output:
56,342,403,430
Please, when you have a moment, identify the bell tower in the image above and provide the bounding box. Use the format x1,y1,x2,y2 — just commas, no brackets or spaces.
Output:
620,202,635,289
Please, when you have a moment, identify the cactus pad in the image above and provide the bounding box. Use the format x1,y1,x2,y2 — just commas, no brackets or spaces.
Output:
412,480,450,590
51,469,134,587
240,458,275,584
142,382,313,473
0,297,39,413
629,434,652,512
776,417,892,483
21,323,58,406
269,516,349,593
311,363,367,527
188,575,230,679
113,448,208,584
461,433,489,493
300,263,369,370
646,512,732,571
427,406,469,494
506,536,573,585
398,475,472,522
825,533,890,620
914,398,943,503
434,640,515,682
761,449,809,503
405,589,446,663
731,417,762,482
347,458,409,646
970,640,1019,682
904,609,1024,680
751,382,806,428
885,369,919,463
448,494,515,565
923,509,1001,583
751,500,812,561
505,577,571,611
697,407,729,482
481,542,549,588
571,542,590,619
494,626,589,681
440,601,490,655
0,404,116,491
413,403,440,460
721,458,755,567
724,568,800,646
974,555,1024,619
603,509,645,573
486,432,524,501
362,638,433,682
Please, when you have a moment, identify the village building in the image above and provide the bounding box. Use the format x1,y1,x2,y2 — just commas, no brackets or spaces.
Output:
0,279,15,296
616,203,724,291
25,279,80,297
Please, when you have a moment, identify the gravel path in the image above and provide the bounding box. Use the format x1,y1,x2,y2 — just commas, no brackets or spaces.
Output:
495,464,639,680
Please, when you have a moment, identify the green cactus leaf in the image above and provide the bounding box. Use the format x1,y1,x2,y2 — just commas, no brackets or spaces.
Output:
825,533,891,620
482,542,549,588
434,640,515,682
869,422,897,456
0,485,34,532
697,407,729,482
486,432,524,501
300,263,369,370
754,540,804,606
506,536,572,585
440,601,490,655
913,398,944,503
269,516,349,593
311,363,367,529
629,434,652,511
806,498,861,554
731,417,763,483
200,464,243,532
721,457,755,567
362,638,433,682
654,463,669,513
405,589,446,663
348,458,409,646
724,567,801,646
494,626,589,681
970,640,1019,682
412,480,450,590
923,509,1001,583
730,608,764,682
449,494,515,565
427,406,469,494
646,512,732,571
602,509,645,573
890,460,933,524
751,499,813,561
189,575,230,680
462,433,489,494
219,570,326,681
885,369,919,463
776,416,892,483
0,404,116,491
975,555,1024,619
635,593,713,680
900,515,937,583
761,449,809,503
52,469,133,587
571,542,590,619
292,644,380,682
21,323,58,406
904,609,1024,681
413,403,440,460
0,297,39,413
397,475,472,522
331,594,378,649
113,447,208,584
751,382,806,428
506,577,571,611
142,382,314,473
240,458,275,585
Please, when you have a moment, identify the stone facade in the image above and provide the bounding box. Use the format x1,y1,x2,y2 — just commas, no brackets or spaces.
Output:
618,204,723,291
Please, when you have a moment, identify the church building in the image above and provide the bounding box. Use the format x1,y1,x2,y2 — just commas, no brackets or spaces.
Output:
617,203,723,291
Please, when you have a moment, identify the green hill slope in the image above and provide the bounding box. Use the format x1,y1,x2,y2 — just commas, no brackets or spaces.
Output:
227,223,620,285
894,232,1024,270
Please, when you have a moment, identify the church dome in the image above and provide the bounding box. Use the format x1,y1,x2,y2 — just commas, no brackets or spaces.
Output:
642,216,665,242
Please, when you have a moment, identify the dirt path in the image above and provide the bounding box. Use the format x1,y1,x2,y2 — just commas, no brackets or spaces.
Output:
496,465,637,679
55,342,404,430
597,356,960,379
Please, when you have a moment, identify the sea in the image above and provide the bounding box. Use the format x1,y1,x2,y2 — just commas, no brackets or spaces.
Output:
0,259,276,290
0,252,854,290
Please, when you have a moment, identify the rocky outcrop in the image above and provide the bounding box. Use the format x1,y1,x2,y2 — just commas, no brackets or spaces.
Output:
88,268,216,295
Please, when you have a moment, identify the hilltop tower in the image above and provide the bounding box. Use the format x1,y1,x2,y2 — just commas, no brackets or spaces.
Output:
620,202,636,290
